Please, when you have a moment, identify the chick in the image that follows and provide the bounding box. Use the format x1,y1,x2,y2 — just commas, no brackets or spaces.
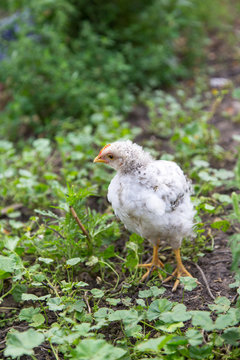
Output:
94,140,196,290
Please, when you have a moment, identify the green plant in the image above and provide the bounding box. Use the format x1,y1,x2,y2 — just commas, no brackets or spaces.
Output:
0,0,231,139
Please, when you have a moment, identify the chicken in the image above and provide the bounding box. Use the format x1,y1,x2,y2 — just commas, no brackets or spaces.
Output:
94,140,196,291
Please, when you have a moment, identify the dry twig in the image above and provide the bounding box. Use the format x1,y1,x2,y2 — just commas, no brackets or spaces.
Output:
83,291,92,313
69,206,92,250
191,261,215,300
69,206,90,239
231,293,239,305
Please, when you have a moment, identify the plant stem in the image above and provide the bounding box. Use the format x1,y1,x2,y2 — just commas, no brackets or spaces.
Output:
45,225,66,240
50,342,60,360
69,206,92,252
99,260,120,290
1,283,18,300
140,321,160,332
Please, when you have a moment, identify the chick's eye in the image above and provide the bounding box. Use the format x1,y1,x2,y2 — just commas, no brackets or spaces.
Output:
108,154,114,159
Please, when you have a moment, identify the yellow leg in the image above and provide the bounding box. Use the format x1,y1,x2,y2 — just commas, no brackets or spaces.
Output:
138,244,164,281
163,248,193,291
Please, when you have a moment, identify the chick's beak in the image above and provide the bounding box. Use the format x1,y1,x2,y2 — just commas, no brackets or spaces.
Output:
93,155,107,163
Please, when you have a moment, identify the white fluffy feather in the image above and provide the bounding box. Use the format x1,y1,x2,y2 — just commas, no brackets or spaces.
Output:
100,140,195,249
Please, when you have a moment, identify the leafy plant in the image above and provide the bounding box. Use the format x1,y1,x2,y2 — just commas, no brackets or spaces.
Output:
0,0,231,139
4,329,44,358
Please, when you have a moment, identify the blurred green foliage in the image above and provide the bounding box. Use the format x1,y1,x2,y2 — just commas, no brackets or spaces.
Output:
0,0,230,139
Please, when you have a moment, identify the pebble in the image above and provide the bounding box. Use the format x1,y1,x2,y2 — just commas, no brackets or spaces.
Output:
209,77,233,89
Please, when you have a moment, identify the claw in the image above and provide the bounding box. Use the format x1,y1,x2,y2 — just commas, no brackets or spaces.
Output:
163,265,193,291
138,262,164,281
163,248,196,291
138,244,164,282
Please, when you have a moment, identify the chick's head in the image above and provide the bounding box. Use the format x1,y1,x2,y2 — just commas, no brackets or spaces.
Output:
94,140,153,172
94,143,123,170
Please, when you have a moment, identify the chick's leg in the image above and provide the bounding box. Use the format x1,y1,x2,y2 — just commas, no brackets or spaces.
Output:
138,244,164,281
163,248,193,291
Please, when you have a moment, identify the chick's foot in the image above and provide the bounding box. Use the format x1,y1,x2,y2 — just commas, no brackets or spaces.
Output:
163,264,193,292
138,259,164,281
138,244,164,281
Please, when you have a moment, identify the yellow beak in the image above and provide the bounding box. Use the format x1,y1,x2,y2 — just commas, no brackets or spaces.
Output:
93,156,107,163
